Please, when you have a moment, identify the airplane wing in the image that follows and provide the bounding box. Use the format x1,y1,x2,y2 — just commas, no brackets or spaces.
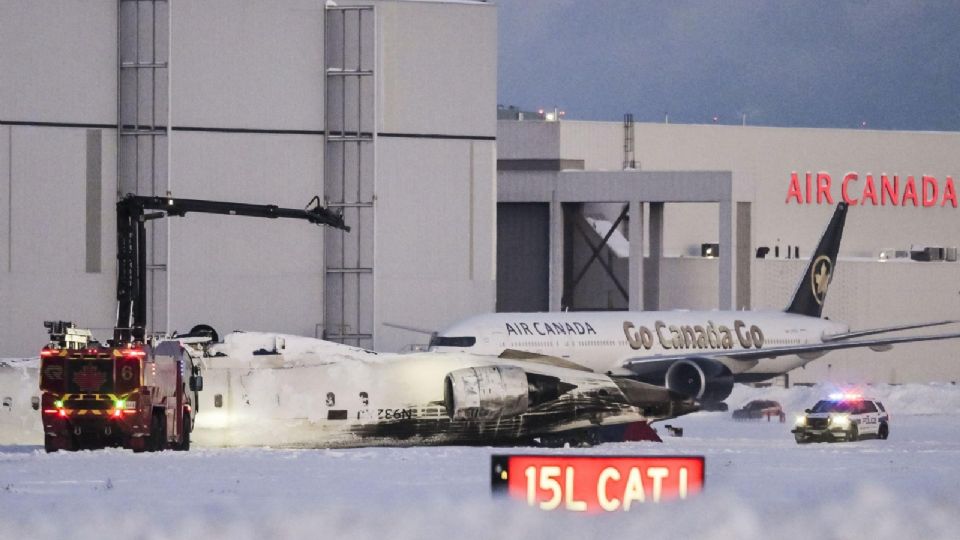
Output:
822,320,958,341
623,329,960,368
498,349,595,372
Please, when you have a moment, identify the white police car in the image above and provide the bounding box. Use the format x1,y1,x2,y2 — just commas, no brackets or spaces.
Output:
792,393,890,444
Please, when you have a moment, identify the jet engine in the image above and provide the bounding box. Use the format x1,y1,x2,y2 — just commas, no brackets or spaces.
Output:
444,365,529,420
664,358,734,402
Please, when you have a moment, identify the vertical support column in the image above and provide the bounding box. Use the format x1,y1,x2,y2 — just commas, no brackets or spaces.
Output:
324,6,375,348
645,202,663,311
548,191,563,311
117,0,170,335
736,202,752,310
628,200,644,311
719,200,733,310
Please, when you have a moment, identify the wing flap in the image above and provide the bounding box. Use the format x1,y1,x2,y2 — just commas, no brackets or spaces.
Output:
498,349,595,372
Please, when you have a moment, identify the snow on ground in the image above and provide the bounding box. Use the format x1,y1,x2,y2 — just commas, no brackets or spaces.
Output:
2,384,960,539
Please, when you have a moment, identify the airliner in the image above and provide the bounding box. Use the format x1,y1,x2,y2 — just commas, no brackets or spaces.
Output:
429,203,960,405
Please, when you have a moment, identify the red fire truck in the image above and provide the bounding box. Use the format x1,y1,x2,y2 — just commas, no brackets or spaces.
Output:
39,321,203,452
38,194,348,452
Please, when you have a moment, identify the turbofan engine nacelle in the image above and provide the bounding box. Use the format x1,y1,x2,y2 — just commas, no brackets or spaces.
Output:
664,358,734,402
444,365,530,421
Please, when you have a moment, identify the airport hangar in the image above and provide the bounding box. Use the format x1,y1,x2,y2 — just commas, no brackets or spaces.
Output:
2,1,958,385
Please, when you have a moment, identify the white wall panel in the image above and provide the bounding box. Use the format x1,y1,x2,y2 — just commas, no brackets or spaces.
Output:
378,2,496,137
0,1,115,123
0,127,116,355
171,0,325,130
374,137,495,351
0,127,9,273
167,131,324,338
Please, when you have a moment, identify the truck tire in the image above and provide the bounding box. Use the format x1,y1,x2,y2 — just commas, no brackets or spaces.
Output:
846,425,858,442
794,433,808,444
878,423,889,440
172,411,191,451
148,410,166,452
44,435,58,453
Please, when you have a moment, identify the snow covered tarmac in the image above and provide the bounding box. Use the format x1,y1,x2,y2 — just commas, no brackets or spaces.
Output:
2,384,960,539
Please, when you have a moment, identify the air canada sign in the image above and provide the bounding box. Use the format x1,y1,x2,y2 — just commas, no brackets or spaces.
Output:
786,171,957,207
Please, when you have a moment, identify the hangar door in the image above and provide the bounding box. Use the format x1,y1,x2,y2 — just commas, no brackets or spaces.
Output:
497,203,549,312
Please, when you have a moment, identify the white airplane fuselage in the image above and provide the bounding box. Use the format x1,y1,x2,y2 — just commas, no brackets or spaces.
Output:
431,310,850,381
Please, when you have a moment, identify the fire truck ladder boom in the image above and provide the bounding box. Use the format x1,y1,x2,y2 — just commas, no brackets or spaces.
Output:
115,194,350,344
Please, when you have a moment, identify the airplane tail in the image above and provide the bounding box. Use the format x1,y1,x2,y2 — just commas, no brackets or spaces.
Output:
785,202,848,318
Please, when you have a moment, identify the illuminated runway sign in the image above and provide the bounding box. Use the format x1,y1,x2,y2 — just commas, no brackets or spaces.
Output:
491,455,705,512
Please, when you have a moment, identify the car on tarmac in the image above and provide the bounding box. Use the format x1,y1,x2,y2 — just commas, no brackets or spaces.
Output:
791,393,889,444
732,399,784,421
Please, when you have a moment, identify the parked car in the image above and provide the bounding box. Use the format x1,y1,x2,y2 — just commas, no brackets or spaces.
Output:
792,394,889,444
732,399,784,421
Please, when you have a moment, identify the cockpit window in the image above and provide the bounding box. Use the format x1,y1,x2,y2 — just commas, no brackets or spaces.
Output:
429,336,476,348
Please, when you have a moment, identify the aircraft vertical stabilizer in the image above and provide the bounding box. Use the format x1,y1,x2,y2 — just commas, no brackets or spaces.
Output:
785,202,848,318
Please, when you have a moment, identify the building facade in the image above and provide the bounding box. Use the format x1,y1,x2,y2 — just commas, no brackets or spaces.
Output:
0,0,496,355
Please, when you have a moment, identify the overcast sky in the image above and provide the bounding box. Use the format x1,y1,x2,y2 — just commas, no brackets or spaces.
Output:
496,1,960,131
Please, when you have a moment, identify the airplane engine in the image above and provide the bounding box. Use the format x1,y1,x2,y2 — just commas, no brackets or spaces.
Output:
664,358,734,402
444,365,530,421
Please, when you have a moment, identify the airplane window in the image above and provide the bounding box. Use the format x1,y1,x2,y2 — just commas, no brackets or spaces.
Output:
429,336,477,347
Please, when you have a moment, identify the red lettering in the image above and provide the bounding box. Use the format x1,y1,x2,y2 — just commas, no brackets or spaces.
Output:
922,175,938,207
786,172,803,204
842,173,859,205
816,173,833,204
861,174,878,205
806,173,813,204
902,176,918,206
943,177,957,208
880,175,899,206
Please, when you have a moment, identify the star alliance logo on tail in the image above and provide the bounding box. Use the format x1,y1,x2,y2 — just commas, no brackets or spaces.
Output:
811,255,832,305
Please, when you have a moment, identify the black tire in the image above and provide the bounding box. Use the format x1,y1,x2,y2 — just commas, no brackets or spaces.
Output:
148,410,167,452
878,423,889,440
846,425,858,442
795,433,809,444
173,410,191,451
44,435,58,453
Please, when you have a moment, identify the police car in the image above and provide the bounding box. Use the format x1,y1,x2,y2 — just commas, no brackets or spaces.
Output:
792,393,890,444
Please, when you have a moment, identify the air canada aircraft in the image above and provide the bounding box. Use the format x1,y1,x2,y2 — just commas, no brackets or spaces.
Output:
429,203,960,406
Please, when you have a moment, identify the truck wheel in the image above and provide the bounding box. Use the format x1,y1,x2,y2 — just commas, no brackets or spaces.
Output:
148,410,167,452
878,423,889,440
173,411,191,451
44,435,58,453
794,433,808,444
846,425,858,442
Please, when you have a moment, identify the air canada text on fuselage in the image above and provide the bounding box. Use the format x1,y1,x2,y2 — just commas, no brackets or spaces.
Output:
505,321,598,336
623,320,765,351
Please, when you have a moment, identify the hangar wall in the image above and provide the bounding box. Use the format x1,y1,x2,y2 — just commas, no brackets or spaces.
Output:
0,0,496,356
0,3,119,352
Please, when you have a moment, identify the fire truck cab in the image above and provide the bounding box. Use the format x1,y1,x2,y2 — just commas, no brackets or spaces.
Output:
39,321,202,453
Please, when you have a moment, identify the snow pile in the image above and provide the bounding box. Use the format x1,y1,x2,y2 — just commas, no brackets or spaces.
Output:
207,331,378,367
0,448,958,540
